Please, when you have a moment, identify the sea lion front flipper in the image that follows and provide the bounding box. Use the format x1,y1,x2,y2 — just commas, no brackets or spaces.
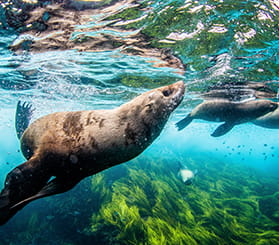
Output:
211,122,234,137
175,114,193,131
15,101,34,139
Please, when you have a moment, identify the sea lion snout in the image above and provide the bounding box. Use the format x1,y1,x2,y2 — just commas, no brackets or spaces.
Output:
170,80,185,106
254,100,278,115
270,101,278,111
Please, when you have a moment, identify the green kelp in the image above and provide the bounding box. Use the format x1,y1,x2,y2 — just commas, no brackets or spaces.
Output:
259,192,279,224
0,152,278,244
89,154,279,245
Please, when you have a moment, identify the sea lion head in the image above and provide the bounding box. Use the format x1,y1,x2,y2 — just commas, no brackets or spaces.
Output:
140,80,185,122
244,99,278,120
256,100,278,114
120,81,185,143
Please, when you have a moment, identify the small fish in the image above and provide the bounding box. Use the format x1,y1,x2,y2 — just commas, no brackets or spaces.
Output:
177,164,197,185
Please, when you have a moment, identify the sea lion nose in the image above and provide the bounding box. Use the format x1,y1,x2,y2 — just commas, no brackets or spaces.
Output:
162,81,185,97
172,80,185,94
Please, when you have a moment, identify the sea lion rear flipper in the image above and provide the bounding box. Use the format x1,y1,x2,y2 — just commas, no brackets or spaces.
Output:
15,101,34,139
0,166,35,225
0,159,49,225
0,191,15,225
175,114,193,131
10,175,83,211
211,122,234,137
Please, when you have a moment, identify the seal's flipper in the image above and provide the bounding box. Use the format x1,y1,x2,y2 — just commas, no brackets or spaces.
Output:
10,175,83,211
15,101,34,139
0,159,49,225
175,114,193,131
0,167,32,225
0,190,13,225
211,122,234,137
0,194,23,225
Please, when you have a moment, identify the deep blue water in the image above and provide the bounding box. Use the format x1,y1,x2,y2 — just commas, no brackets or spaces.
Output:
0,0,278,244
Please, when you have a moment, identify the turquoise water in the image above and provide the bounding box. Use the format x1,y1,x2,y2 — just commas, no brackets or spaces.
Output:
0,0,279,244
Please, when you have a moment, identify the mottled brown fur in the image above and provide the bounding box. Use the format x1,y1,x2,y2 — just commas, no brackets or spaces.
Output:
63,112,83,136
125,123,137,146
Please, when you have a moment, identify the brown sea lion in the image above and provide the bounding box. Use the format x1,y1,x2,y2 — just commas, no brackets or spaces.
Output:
0,81,185,225
176,99,278,137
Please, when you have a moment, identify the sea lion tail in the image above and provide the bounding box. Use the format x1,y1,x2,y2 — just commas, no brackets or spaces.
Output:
175,114,193,130
15,101,34,139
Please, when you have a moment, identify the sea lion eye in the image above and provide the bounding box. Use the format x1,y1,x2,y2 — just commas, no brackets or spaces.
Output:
162,89,173,97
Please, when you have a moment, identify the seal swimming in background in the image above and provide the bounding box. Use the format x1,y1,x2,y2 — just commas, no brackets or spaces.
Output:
252,106,279,129
0,81,185,225
177,163,197,185
176,99,278,137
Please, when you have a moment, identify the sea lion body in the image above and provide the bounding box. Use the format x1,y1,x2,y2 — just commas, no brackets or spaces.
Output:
21,107,158,175
252,107,279,129
0,81,185,225
188,100,277,123
176,99,278,137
